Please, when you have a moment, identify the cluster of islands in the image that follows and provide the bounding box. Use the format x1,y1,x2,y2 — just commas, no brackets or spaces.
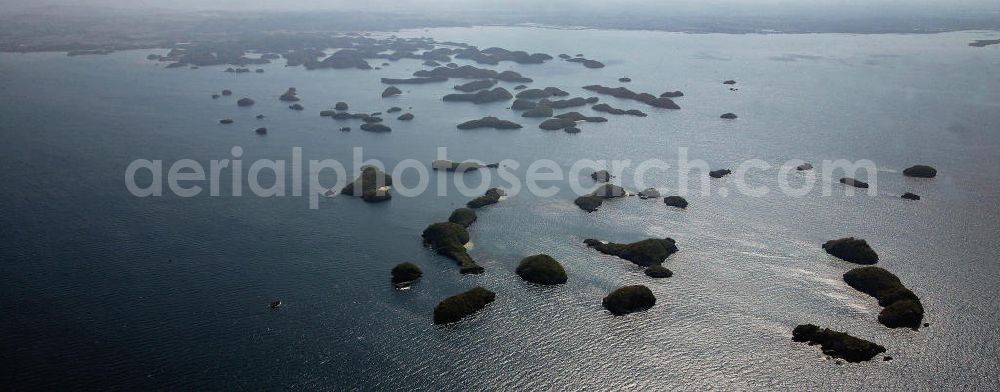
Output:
137,31,945,364
175,34,701,135
340,154,935,365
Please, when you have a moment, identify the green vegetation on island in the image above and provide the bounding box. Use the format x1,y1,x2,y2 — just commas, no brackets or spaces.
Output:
421,222,483,274
433,287,496,325
448,208,477,227
341,166,393,202
584,238,678,267
467,188,504,209
843,267,924,329
443,87,514,104
602,285,656,315
391,262,423,287
582,85,680,109
516,254,568,285
457,116,523,130
454,79,497,92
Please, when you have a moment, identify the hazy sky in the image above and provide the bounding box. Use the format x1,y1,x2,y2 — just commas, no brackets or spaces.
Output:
4,0,998,14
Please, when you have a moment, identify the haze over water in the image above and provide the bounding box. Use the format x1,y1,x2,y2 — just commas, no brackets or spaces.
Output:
1,27,999,389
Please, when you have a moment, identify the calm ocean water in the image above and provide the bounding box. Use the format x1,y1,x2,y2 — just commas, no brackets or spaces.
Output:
1,27,999,390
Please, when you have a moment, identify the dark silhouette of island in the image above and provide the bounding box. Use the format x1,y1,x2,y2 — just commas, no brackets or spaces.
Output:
457,117,523,130
391,262,422,287
433,287,495,324
823,237,879,264
584,238,678,267
341,166,393,202
843,267,924,329
792,324,886,362
516,255,568,285
583,85,680,109
603,285,656,315
969,39,1000,47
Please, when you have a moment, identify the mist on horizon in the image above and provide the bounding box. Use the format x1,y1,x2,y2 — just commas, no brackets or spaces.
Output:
4,0,999,18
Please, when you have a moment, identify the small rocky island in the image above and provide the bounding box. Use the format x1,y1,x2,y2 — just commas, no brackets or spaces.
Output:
433,287,496,325
583,85,680,109
341,166,393,202
514,87,569,99
663,195,688,209
573,195,604,212
602,285,656,315
969,39,1000,47
380,77,447,84
792,324,886,362
644,264,673,278
381,86,402,97
591,170,612,182
538,118,576,131
391,262,423,288
516,254,568,285
360,123,392,132
843,267,924,329
709,169,732,178
279,87,300,102
414,65,532,83
421,221,483,274
573,184,627,212
902,165,937,178
566,57,605,69
839,177,869,188
431,159,498,171
457,116,523,130
822,237,879,264
467,188,504,209
638,188,660,199
592,103,647,117
454,79,497,92
584,238,678,267
555,112,607,123
443,87,513,104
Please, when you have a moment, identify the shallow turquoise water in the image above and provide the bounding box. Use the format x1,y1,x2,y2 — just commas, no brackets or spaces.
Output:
1,27,999,389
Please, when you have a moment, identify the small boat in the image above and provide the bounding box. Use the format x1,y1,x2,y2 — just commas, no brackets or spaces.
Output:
270,300,282,309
